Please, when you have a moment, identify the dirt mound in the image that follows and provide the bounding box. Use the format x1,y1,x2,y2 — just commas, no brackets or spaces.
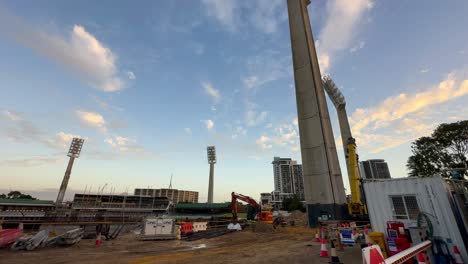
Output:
246,222,275,233
285,211,307,226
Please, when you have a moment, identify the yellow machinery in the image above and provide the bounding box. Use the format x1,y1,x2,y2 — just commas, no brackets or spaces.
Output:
322,76,368,217
347,138,368,216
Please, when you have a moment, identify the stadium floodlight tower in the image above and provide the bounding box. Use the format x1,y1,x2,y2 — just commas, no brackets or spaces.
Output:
206,146,216,203
287,0,347,226
56,137,85,206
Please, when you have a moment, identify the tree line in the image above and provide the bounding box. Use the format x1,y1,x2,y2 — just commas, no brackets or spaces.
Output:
0,191,37,200
407,120,468,178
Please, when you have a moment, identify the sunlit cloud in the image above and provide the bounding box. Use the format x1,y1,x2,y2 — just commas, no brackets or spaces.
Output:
0,9,124,91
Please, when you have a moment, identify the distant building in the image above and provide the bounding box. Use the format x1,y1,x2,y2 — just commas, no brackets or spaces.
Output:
134,188,199,204
359,159,391,179
271,157,305,201
260,193,272,207
270,191,296,210
72,194,171,211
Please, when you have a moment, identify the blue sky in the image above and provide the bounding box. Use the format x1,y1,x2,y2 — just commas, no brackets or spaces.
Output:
1,0,468,202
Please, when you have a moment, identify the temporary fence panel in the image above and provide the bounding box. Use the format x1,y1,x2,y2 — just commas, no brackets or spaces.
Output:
363,176,467,262
192,222,207,232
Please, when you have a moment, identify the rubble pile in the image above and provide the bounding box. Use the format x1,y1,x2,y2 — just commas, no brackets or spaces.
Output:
285,210,307,226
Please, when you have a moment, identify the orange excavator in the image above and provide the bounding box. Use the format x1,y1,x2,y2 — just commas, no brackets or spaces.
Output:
231,192,273,224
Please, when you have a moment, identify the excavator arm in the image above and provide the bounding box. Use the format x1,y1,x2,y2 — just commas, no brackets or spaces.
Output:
231,192,261,220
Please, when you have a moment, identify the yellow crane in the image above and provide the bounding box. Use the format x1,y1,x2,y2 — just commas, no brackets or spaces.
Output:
322,76,367,217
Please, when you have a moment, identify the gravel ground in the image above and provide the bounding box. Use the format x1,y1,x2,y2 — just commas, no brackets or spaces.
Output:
0,226,363,264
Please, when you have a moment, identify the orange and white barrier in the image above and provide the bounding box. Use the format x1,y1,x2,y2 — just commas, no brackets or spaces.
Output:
363,240,432,264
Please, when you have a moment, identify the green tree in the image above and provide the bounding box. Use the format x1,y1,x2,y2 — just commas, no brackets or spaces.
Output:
3,191,37,200
407,121,468,177
282,195,305,212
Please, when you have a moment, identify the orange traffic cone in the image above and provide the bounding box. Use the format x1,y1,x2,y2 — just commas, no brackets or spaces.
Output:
453,245,463,264
321,226,326,239
315,230,320,242
417,252,426,264
320,237,328,257
95,232,102,247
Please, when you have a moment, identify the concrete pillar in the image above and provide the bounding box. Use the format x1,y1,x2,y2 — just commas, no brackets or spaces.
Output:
207,163,214,203
56,157,75,206
287,0,347,227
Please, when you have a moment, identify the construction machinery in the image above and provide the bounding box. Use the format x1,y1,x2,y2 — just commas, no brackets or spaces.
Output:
322,76,368,217
231,192,273,224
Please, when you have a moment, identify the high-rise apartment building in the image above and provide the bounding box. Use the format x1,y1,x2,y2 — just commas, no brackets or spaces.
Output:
272,157,305,201
359,159,391,179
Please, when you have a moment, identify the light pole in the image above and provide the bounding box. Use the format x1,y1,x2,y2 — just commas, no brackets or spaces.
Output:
207,146,216,203
56,138,84,206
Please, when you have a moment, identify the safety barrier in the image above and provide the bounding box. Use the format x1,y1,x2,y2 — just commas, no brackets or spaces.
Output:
180,222,193,234
363,240,432,264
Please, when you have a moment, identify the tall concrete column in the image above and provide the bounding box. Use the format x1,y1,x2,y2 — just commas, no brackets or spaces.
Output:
56,157,75,205
287,0,347,226
207,163,214,203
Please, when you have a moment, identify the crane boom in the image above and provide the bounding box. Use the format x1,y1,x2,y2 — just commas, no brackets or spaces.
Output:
322,76,367,216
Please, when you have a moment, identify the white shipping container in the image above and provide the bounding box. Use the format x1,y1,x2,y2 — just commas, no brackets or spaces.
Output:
363,176,467,261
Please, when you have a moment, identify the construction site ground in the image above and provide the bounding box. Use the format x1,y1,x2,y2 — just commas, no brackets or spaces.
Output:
0,226,363,264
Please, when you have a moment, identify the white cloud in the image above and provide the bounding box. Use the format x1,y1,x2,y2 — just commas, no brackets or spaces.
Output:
256,135,272,150
1,111,85,150
317,0,373,72
231,126,247,139
0,9,123,91
201,0,237,31
1,111,42,142
246,110,268,127
242,50,291,89
0,156,62,167
293,118,298,126
43,131,83,149
76,110,107,133
204,119,215,130
105,136,145,154
202,81,221,103
256,120,300,152
350,72,468,153
126,71,136,80
184,127,192,135
248,0,286,34
201,0,286,34
349,41,365,53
